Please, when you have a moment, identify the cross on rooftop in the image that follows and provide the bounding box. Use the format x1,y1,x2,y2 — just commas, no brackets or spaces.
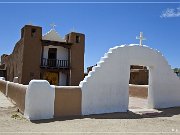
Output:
136,32,146,46
71,26,76,32
28,22,33,25
50,23,56,29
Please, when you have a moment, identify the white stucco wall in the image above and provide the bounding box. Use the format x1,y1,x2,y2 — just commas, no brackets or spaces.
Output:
80,45,180,115
43,45,68,60
13,77,19,83
5,81,10,96
0,77,5,80
24,80,55,120
59,72,67,86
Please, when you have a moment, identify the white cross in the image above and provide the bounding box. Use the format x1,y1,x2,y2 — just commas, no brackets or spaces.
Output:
28,22,33,25
71,26,76,32
136,32,146,46
50,23,56,29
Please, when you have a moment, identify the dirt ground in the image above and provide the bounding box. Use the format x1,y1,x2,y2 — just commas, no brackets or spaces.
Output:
0,92,180,135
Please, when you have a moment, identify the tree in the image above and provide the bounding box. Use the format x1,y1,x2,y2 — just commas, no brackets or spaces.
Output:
174,68,179,73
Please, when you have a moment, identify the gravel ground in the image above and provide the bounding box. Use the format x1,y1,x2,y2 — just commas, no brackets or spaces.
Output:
0,91,180,135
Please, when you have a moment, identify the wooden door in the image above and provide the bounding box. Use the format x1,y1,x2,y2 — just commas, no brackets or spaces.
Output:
43,72,59,85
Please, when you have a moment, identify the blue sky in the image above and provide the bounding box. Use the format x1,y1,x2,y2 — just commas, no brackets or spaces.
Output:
0,1,180,71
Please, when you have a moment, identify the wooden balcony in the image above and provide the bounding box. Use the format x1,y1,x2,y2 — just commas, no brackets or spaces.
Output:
41,58,69,69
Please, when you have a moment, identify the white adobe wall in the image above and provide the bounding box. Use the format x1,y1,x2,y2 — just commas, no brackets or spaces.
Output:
0,77,5,80
59,72,67,86
24,80,55,120
43,45,68,60
13,77,19,83
80,45,180,115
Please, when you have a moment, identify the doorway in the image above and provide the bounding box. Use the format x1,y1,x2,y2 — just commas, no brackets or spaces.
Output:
128,65,149,109
48,48,57,67
43,71,59,85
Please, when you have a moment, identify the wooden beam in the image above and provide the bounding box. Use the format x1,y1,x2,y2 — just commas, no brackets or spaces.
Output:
41,40,72,49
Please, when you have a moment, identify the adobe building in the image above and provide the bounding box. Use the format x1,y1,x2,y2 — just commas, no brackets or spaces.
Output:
129,65,148,85
0,25,85,86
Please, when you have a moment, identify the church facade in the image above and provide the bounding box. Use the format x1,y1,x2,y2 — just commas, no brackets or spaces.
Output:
0,25,85,86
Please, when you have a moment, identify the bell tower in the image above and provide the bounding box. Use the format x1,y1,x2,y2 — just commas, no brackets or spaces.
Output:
65,32,85,86
21,25,42,84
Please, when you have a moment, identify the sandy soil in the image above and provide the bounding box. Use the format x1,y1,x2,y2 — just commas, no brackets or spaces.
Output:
0,92,180,135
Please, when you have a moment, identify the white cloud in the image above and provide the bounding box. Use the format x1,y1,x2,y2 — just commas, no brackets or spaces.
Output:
160,7,180,18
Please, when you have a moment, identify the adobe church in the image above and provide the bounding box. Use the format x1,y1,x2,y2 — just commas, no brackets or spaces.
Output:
0,25,85,86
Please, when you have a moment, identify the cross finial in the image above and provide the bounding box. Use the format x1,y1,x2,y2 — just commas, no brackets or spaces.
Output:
136,32,146,46
71,26,76,32
28,21,33,25
50,23,56,30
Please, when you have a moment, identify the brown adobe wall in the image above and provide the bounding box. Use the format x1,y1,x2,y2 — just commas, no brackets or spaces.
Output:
1,54,8,64
129,84,148,98
0,70,6,79
0,80,7,95
7,82,27,113
66,32,85,86
54,86,82,117
2,25,42,85
21,25,42,85
129,70,149,85
3,40,24,82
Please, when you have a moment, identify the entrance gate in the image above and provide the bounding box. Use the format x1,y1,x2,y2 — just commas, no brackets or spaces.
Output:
80,45,180,115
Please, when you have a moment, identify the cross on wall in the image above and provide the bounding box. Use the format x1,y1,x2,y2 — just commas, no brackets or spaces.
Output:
50,23,56,29
136,32,146,46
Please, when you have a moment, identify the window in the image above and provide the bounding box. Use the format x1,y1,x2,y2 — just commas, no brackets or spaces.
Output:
21,28,24,38
76,36,80,43
48,48,57,59
31,28,36,37
48,48,57,67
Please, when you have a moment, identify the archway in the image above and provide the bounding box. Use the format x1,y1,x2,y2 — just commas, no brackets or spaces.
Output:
128,65,149,109
80,45,180,115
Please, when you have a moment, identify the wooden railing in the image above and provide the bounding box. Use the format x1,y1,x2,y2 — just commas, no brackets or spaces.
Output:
41,58,69,68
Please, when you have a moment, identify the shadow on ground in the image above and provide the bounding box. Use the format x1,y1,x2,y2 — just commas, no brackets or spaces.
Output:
31,107,180,124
